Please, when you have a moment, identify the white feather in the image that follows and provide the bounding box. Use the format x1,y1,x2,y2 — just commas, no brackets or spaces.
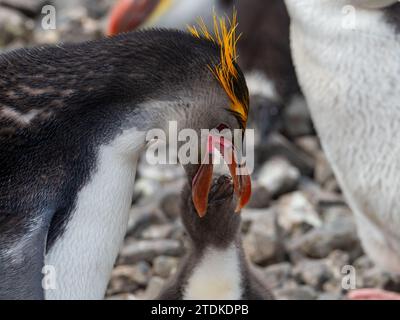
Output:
285,0,400,273
183,245,242,300
45,128,146,299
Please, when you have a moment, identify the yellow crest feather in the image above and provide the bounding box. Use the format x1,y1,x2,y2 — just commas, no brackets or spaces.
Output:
188,10,249,128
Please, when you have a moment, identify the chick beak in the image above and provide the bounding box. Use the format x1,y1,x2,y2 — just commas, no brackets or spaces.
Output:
107,0,158,36
192,134,252,217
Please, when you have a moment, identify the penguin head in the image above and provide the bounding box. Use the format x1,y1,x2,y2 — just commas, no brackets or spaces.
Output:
107,0,235,35
181,175,241,250
182,13,251,218
128,13,251,218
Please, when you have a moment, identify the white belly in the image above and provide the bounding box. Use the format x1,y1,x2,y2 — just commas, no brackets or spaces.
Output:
288,2,400,272
45,129,145,299
183,245,243,300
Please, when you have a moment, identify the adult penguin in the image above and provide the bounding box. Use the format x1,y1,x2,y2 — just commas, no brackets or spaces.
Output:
0,16,251,299
283,0,400,299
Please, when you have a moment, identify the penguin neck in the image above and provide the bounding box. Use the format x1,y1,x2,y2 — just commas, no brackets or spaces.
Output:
43,98,192,299
183,238,244,300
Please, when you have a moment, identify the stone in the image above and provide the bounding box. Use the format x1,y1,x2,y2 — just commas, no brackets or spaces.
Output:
318,293,343,300
119,239,184,264
299,178,345,207
153,256,179,279
258,157,300,197
277,191,322,232
160,192,182,220
314,152,334,186
288,215,360,259
274,285,318,300
257,133,315,176
282,95,313,137
107,262,151,295
295,136,320,158
243,209,283,265
143,276,165,300
106,293,137,300
131,261,152,286
0,0,46,17
0,6,31,47
262,262,293,290
246,183,271,208
293,259,331,289
141,224,175,240
107,273,138,295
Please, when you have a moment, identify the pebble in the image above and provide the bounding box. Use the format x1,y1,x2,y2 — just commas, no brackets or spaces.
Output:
314,152,334,186
0,0,45,17
0,6,31,47
119,239,184,264
243,209,283,265
283,95,313,137
257,157,300,197
277,191,322,232
274,285,318,300
288,215,360,259
143,276,166,300
153,256,179,279
262,263,293,290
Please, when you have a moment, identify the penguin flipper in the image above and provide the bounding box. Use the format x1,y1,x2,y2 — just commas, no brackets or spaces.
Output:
0,213,50,300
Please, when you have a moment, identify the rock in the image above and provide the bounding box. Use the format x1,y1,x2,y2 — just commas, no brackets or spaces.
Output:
143,276,165,300
243,209,283,265
288,215,360,259
283,95,313,137
357,268,394,290
131,261,152,286
353,255,374,270
258,157,300,197
119,239,184,264
241,207,274,231
0,6,31,47
262,262,293,290
107,271,139,295
256,133,315,176
141,224,175,240
153,256,179,279
314,152,334,186
160,192,182,220
106,293,138,300
274,285,318,300
247,183,271,208
299,178,345,207
325,250,351,276
107,262,151,295
126,205,167,237
324,178,341,193
293,259,331,289
277,191,322,232
0,0,46,17
318,293,343,300
81,0,114,19
295,136,320,158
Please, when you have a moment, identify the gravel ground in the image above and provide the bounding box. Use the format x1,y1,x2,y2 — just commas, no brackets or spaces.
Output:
2,1,400,300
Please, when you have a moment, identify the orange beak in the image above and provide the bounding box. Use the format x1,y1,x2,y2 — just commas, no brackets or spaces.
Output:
192,134,252,217
107,0,158,36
